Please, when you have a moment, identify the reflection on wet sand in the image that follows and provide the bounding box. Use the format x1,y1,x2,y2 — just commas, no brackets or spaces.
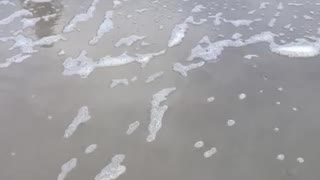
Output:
20,0,63,39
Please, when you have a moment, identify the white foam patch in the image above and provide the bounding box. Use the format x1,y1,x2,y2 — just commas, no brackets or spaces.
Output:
277,2,284,10
288,3,303,6
173,61,205,77
268,18,276,27
42,14,58,21
135,8,148,13
110,79,129,88
94,154,126,180
141,41,150,46
259,2,270,9
244,54,259,59
188,31,320,61
130,76,137,82
89,11,113,45
63,0,100,33
63,50,166,78
271,40,320,58
223,19,261,27
0,1,15,6
57,158,77,180
147,87,176,142
126,121,140,135
168,16,207,47
21,17,41,29
58,50,65,56
28,0,53,2
64,106,91,138
194,141,204,148
62,50,95,78
0,53,31,68
231,33,242,40
203,147,217,158
99,50,166,68
207,97,215,102
187,35,244,62
303,15,313,20
0,34,64,53
248,10,256,14
191,4,206,13
85,144,97,154
115,35,146,47
208,12,223,25
0,9,32,25
145,71,164,83
113,0,122,8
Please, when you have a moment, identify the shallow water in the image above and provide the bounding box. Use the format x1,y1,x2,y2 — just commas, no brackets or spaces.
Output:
1,0,320,180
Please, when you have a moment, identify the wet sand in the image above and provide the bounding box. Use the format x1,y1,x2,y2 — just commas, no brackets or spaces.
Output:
1,0,320,180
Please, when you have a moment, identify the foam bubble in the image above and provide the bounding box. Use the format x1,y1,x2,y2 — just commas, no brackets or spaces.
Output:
126,121,140,135
110,79,129,88
238,93,246,100
207,97,215,102
277,154,285,161
277,87,284,91
85,144,97,154
194,141,204,148
227,119,235,127
64,106,91,138
147,87,176,142
296,157,304,163
204,147,217,158
244,54,259,59
89,11,113,45
57,158,77,180
94,155,126,180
